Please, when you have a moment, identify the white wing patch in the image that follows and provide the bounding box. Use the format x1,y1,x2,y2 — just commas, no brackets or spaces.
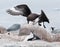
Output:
10,7,20,12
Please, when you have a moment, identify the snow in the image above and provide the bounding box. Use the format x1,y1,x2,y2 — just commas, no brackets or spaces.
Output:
0,32,59,47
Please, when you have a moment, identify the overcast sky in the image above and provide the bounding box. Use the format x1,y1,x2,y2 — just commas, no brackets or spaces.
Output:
0,0,60,29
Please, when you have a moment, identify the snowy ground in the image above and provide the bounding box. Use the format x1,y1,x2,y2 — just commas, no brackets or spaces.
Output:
1,39,60,47
0,32,60,47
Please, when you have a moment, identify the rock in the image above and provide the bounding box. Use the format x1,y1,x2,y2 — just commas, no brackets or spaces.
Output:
0,26,7,34
7,24,20,31
51,29,60,34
